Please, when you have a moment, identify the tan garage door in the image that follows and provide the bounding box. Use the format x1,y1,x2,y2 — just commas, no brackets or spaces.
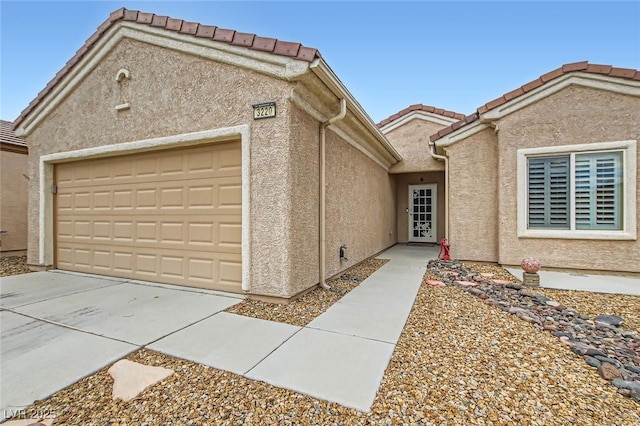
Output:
55,142,242,292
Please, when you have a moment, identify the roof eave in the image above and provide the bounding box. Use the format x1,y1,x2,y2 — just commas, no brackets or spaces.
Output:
14,21,314,137
309,58,402,164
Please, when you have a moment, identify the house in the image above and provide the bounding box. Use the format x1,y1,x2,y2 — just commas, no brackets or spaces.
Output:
12,8,640,302
12,8,401,301
0,120,29,256
383,62,639,274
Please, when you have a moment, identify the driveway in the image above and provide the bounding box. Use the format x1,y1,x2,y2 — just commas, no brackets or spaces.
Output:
0,271,242,418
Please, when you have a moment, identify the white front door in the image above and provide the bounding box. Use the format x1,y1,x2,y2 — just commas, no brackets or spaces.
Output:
408,184,437,243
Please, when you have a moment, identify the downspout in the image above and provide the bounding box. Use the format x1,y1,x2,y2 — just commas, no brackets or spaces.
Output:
428,141,449,240
319,98,347,290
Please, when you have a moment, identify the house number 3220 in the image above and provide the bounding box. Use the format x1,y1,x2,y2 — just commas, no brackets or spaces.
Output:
252,102,276,120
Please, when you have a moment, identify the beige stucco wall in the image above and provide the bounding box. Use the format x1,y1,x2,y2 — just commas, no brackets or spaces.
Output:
395,172,445,243
287,102,320,296
385,117,447,174
446,127,499,262
0,150,29,254
325,129,397,278
24,37,301,296
495,85,640,273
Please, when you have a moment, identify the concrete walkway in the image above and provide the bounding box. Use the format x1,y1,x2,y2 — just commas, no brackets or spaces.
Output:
151,244,437,411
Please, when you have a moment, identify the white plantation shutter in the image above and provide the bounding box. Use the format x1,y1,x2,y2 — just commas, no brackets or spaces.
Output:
575,151,623,230
528,156,570,228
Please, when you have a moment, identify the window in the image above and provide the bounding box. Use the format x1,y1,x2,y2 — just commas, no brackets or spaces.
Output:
517,140,636,240
527,151,623,230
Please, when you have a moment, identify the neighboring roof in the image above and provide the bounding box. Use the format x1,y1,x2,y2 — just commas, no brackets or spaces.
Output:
377,104,465,128
430,61,640,142
13,7,321,129
1,120,27,152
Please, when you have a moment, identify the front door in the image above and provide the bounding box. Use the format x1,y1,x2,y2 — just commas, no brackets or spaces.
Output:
408,184,437,243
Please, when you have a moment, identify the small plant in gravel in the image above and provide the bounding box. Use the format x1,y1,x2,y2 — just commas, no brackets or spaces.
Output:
425,258,640,403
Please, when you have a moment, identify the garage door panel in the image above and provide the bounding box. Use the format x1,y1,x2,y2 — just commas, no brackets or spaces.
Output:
54,244,241,290
56,215,240,253
55,141,242,292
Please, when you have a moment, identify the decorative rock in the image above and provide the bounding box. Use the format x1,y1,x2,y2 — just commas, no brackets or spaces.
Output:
585,357,601,368
425,279,446,287
611,379,640,392
521,257,541,273
598,362,622,380
506,284,523,290
594,356,622,367
522,272,540,287
491,279,512,285
108,359,174,402
625,365,640,375
3,421,55,426
594,315,624,327
546,300,560,307
455,280,478,287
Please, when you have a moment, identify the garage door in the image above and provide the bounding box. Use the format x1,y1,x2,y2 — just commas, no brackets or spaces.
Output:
55,141,242,292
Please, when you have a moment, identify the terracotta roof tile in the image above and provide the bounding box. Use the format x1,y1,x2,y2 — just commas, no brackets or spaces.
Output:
429,61,640,142
586,64,612,74
232,32,255,47
562,61,589,72
195,24,216,38
151,15,168,27
609,67,637,79
252,36,277,52
165,17,183,31
540,67,563,82
179,21,199,35
1,120,27,148
110,8,125,21
13,8,322,129
137,12,154,24
213,28,235,42
521,78,544,92
273,41,301,57
377,104,465,128
123,9,138,21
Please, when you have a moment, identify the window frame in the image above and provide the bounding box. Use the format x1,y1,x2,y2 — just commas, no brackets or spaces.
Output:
517,140,637,240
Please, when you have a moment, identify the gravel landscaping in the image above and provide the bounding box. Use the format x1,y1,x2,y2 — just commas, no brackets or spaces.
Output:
226,258,388,326
10,256,640,425
0,255,32,277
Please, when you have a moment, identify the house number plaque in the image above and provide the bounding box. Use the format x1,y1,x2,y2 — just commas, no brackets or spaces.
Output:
253,102,276,119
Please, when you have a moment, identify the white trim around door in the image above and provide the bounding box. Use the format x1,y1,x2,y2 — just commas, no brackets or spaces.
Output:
408,184,437,243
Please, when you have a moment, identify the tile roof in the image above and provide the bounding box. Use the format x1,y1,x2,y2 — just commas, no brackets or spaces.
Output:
430,61,640,142
377,104,465,128
1,120,27,147
13,7,321,129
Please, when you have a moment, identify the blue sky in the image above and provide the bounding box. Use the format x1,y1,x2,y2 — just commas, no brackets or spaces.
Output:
1,1,639,123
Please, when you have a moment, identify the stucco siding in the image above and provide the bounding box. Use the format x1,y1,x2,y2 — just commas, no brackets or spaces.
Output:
395,172,445,243
446,128,499,262
287,103,320,296
0,150,29,254
25,37,298,295
325,130,396,278
495,85,640,273
386,118,446,174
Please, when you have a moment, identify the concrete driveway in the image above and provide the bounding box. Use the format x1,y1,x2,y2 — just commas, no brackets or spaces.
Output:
0,271,242,418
